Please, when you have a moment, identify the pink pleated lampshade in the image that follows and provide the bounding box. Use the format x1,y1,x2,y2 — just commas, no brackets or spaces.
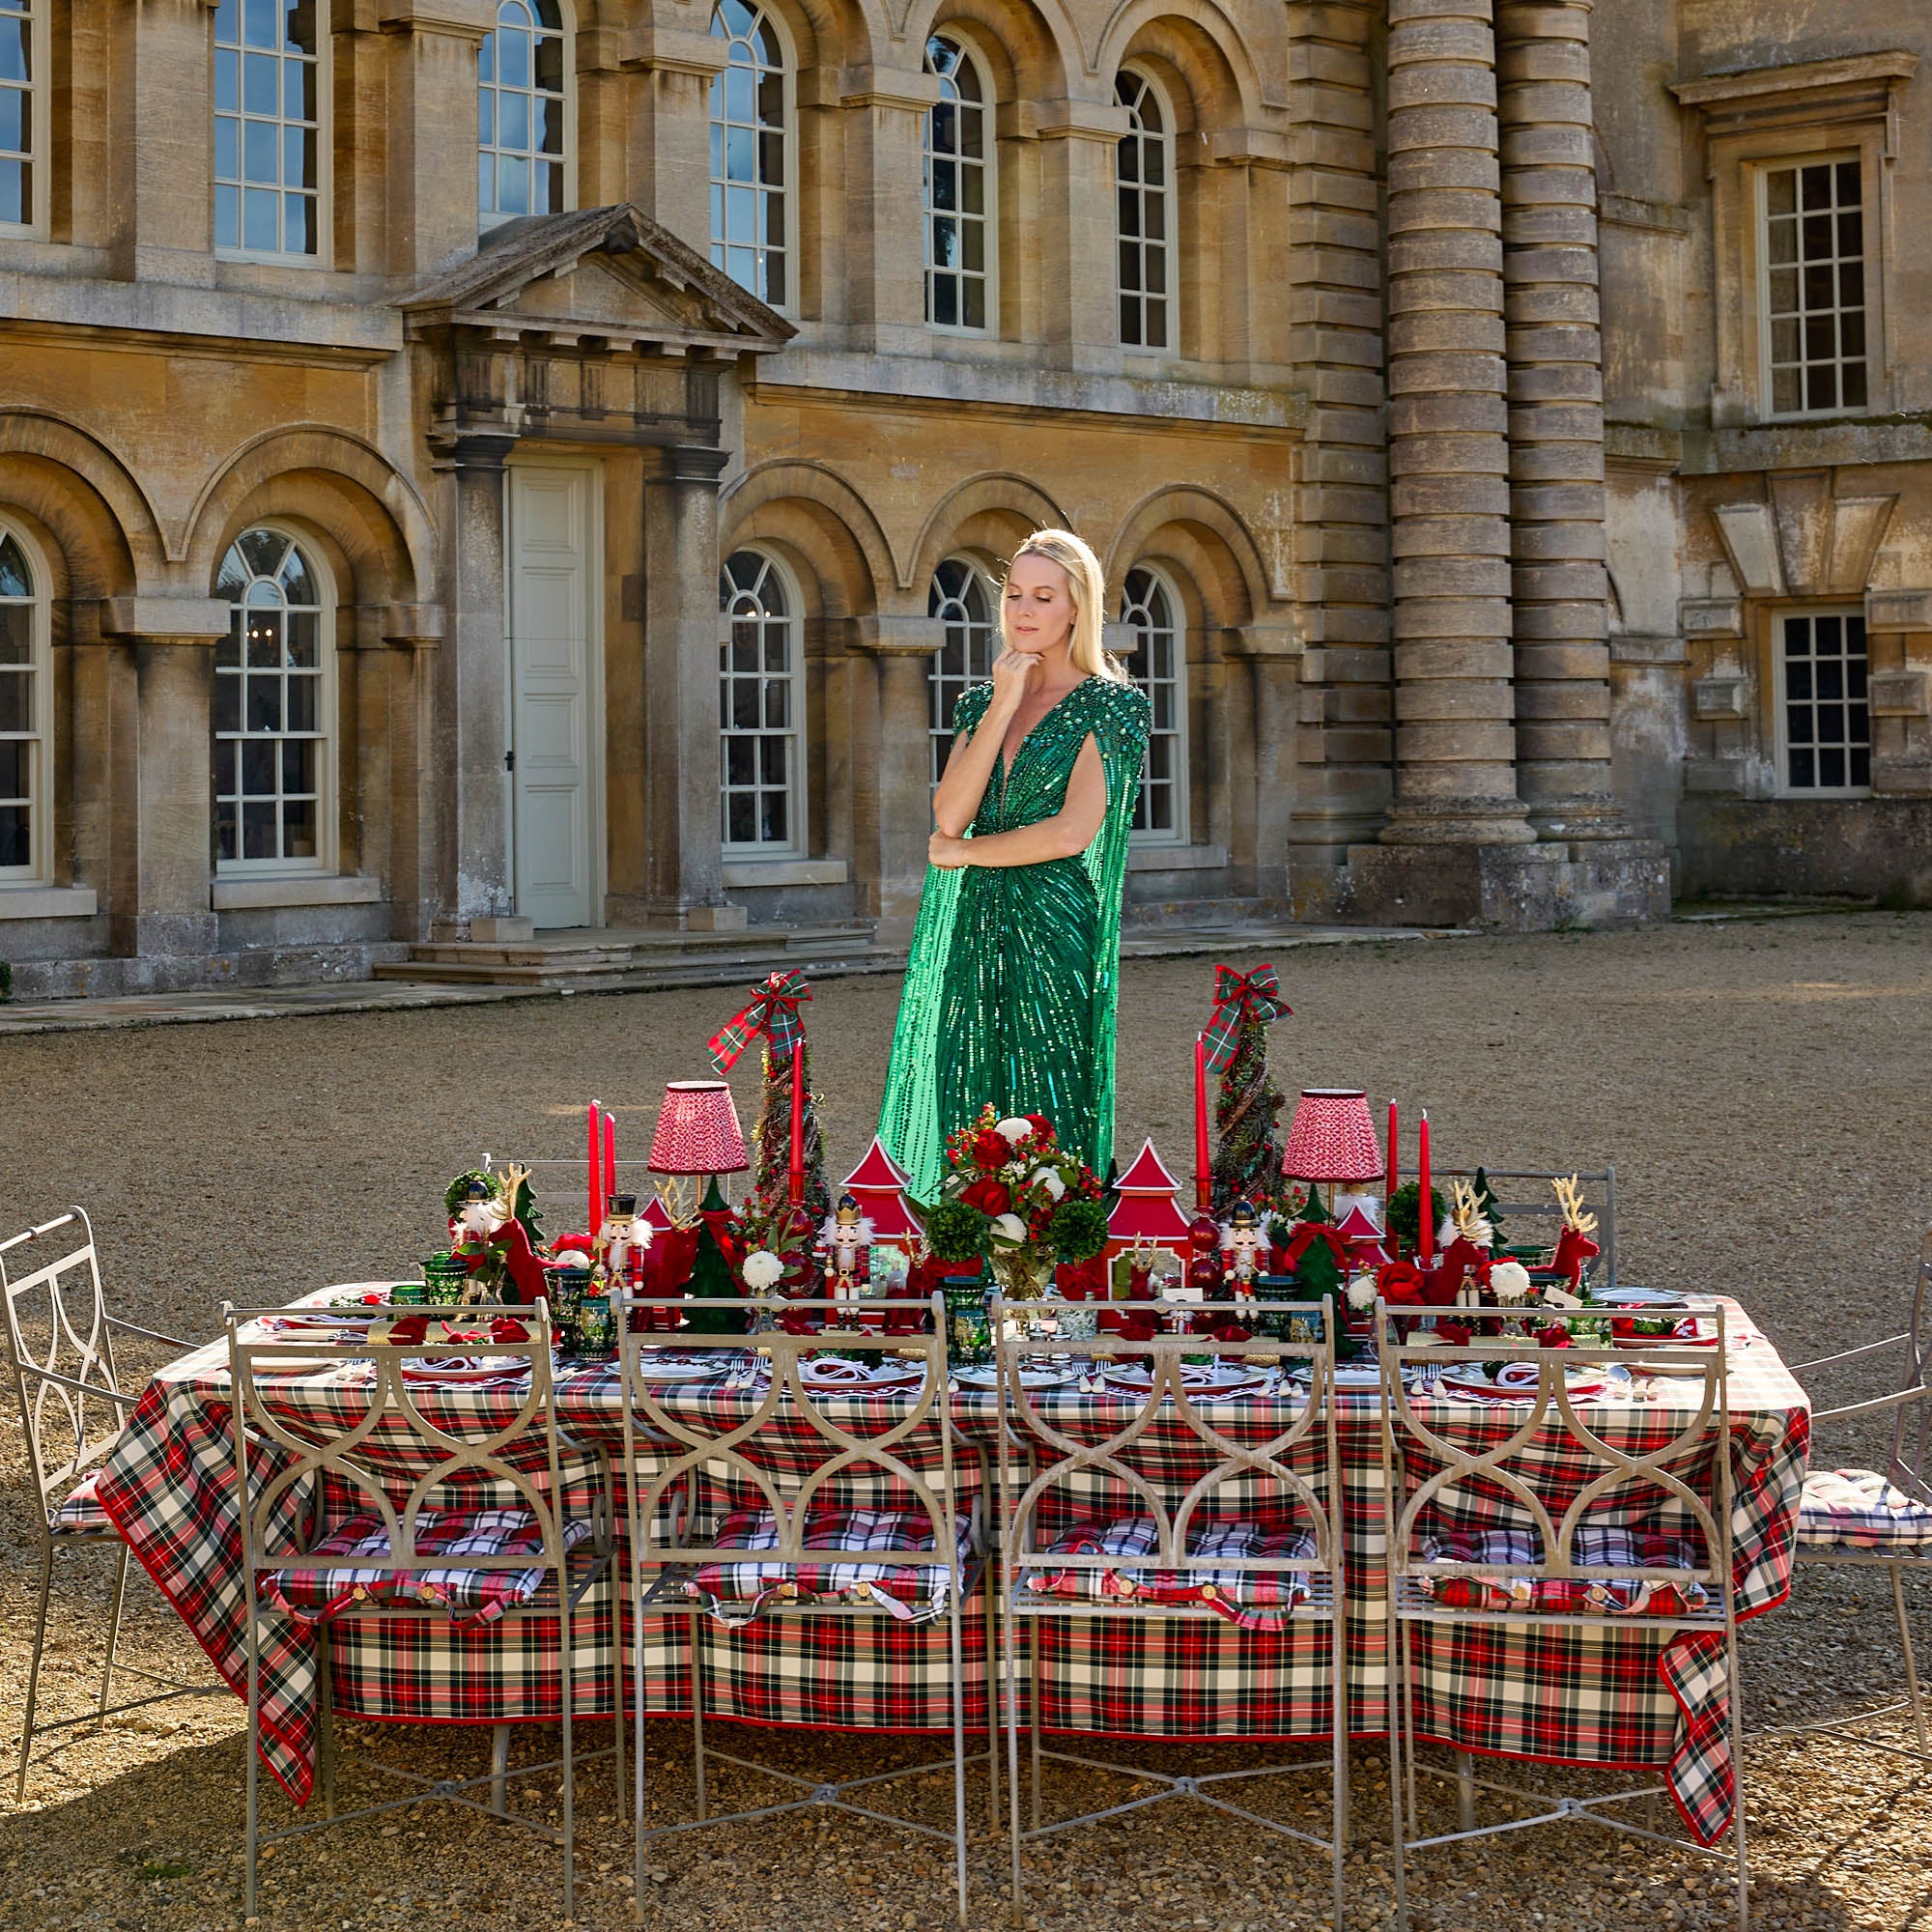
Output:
1281,1088,1383,1182
647,1080,749,1176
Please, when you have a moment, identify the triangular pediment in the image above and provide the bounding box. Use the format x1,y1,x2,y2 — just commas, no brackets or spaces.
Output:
400,206,795,354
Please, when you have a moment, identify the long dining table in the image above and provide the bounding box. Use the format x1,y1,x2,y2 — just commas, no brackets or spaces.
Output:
94,1287,1807,1848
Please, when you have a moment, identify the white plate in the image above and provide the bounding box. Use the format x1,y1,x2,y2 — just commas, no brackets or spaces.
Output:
1103,1363,1269,1396
1591,1287,1689,1308
400,1355,529,1384
798,1356,928,1391
634,1352,737,1382
952,1364,1078,1390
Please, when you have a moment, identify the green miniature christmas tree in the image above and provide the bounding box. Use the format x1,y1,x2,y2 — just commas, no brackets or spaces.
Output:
1472,1167,1506,1244
682,1178,749,1336
751,1039,831,1229
1209,1009,1288,1213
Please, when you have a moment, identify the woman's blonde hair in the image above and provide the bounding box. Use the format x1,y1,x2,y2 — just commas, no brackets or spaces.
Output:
999,527,1129,683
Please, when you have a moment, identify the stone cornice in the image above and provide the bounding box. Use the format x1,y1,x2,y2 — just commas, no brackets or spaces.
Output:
1671,50,1918,109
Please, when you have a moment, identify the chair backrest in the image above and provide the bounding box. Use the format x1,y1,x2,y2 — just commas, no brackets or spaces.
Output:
993,1297,1344,1593
0,1208,128,1529
615,1293,967,1582
1376,1301,1734,1618
1888,1229,1931,1500
224,1301,575,1583
1437,1165,1616,1286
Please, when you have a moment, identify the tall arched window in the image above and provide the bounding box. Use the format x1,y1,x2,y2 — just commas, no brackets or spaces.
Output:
0,0,34,232
708,1,789,307
1118,565,1186,841
213,528,333,871
479,0,568,223
1115,69,1173,351
926,556,997,786
0,523,49,879
213,0,322,258
923,34,993,332
719,549,802,852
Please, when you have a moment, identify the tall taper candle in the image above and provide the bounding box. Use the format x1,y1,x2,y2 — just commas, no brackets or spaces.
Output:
1194,1033,1211,1211
587,1100,601,1236
604,1112,616,1218
1386,1098,1399,1225
788,1039,806,1205
1417,1110,1434,1262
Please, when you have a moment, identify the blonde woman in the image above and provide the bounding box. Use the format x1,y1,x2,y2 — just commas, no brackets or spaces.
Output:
877,529,1151,1198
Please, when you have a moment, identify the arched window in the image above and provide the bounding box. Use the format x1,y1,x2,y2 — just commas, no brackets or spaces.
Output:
0,522,49,879
213,0,323,258
213,528,333,871
719,549,802,852
708,1,789,307
1118,565,1186,841
1115,69,1173,351
923,34,993,332
0,0,34,232
479,0,568,223
926,556,997,786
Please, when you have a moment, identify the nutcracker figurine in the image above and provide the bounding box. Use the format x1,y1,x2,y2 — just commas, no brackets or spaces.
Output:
1221,1199,1267,1301
821,1192,873,1306
594,1193,651,1293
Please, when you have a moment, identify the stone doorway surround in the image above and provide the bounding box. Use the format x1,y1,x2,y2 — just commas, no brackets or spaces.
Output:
398,205,795,941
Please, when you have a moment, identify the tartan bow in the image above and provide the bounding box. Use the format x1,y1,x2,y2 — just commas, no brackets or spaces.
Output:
1201,964,1292,1073
707,969,812,1071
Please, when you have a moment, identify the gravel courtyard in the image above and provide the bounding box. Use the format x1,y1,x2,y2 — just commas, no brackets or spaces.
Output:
1,913,1929,1931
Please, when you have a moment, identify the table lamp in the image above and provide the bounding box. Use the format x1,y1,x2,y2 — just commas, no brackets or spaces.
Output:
648,1079,750,1221
1281,1088,1384,1217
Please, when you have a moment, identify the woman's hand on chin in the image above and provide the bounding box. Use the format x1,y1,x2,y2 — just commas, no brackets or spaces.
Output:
928,832,971,869
988,648,1037,711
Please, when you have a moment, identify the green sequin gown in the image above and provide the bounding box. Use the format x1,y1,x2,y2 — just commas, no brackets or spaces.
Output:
877,676,1151,1202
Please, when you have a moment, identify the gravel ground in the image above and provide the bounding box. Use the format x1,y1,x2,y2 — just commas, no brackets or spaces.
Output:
1,912,1930,1931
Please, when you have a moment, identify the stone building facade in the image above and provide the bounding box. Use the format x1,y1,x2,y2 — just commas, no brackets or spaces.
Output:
0,1,1926,996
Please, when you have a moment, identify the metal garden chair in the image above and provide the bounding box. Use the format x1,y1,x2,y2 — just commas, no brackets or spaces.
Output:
1,1206,222,1801
618,1293,990,1928
1772,1225,1932,1758
1378,1301,1747,1930
226,1298,613,1920
992,1295,1349,1929
1436,1164,1617,1287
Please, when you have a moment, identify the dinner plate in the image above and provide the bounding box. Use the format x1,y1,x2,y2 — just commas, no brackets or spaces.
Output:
633,1351,736,1382
257,1315,371,1336
1591,1287,1689,1308
1102,1362,1270,1397
400,1354,529,1384
952,1364,1079,1391
1435,1363,1619,1402
798,1356,928,1391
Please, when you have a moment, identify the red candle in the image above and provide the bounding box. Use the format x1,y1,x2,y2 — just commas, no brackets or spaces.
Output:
587,1099,601,1236
1417,1110,1434,1263
604,1111,616,1218
1385,1098,1399,1218
1193,1033,1211,1212
788,1039,806,1205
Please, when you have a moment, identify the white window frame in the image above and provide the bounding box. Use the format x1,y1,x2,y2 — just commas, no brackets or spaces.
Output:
1755,152,1869,421
1773,605,1871,799
1118,563,1188,846
213,523,337,877
707,0,795,314
1115,66,1176,355
719,547,806,858
922,31,996,336
0,0,36,239
926,554,999,789
213,0,330,267
0,517,52,884
478,0,575,229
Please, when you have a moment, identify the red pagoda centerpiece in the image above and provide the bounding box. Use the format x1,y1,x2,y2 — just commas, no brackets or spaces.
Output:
1106,1139,1193,1256
841,1136,922,1244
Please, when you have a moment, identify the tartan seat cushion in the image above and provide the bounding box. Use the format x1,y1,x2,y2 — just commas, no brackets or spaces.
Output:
1410,1526,1713,1617
1798,1467,1932,1551
50,1470,112,1535
683,1504,974,1628
1021,1516,1321,1633
262,1507,594,1631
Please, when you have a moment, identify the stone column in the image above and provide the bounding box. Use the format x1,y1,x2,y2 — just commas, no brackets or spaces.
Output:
1498,0,1625,838
381,0,494,279
380,606,445,942
99,598,231,963
1381,0,1533,845
852,617,946,944
1037,100,1131,364
434,433,516,929
108,0,219,285
634,443,742,929
840,75,942,355
619,18,727,254
1229,625,1303,903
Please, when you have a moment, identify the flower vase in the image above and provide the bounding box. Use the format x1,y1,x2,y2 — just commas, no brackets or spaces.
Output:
990,1244,1056,1303
942,1269,993,1369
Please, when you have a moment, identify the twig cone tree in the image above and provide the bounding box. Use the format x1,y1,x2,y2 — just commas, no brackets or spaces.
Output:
1203,965,1292,1213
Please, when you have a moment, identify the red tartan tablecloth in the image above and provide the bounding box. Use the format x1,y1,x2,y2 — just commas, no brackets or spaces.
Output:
94,1290,1806,1846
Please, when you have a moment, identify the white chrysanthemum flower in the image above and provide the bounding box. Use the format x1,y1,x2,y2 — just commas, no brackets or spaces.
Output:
995,1117,1033,1145
1033,1167,1066,1201
741,1249,785,1291
1489,1261,1532,1304
990,1213,1029,1244
1346,1273,1378,1311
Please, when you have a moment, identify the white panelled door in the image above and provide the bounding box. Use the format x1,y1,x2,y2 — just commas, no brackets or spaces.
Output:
506,461,600,928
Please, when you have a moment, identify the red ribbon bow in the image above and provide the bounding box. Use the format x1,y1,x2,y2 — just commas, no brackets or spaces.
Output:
708,969,813,1072
1201,963,1292,1074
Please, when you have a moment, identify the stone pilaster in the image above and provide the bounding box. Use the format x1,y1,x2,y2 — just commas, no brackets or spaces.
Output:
850,616,946,945
1284,0,1393,881
381,0,494,279
434,433,516,929
1037,100,1132,365
99,598,231,961
628,443,742,929
1381,0,1533,845
840,75,943,355
380,606,445,942
618,16,727,256
1498,0,1626,838
107,0,219,285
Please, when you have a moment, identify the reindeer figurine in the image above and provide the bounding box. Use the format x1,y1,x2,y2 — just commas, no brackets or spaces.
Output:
1549,1175,1601,1293
1425,1179,1495,1307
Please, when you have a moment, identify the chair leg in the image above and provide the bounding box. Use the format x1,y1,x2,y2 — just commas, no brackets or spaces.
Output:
1455,1751,1476,1834
1331,1605,1349,1932
560,1601,576,1926
1727,1636,1748,1932
1026,1618,1042,1835
949,1597,969,1929
690,1614,709,1824
1387,1606,1407,1932
490,1724,511,1817
99,1543,131,1724
1890,1561,1928,1752
244,1613,262,1921
316,1629,336,1823
15,1539,54,1804
1002,1597,1024,1928
982,1569,1001,1835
